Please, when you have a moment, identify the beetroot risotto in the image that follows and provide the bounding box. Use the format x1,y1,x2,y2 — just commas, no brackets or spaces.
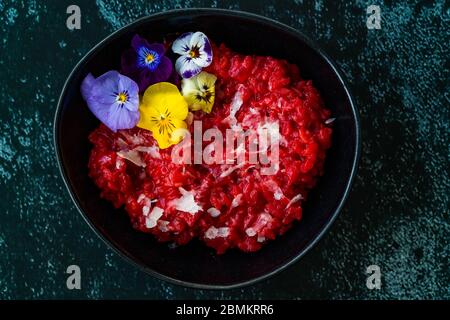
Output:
83,32,333,254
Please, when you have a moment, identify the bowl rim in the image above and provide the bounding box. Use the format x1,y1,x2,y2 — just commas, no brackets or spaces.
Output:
53,8,361,290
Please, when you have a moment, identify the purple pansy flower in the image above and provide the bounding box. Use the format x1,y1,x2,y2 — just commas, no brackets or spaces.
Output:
81,71,140,132
121,34,173,92
172,32,213,79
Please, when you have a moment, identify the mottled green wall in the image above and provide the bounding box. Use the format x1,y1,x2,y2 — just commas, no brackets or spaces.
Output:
0,0,448,299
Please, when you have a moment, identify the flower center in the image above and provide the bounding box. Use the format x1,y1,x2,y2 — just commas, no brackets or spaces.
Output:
149,109,176,135
116,92,129,104
157,115,175,134
196,92,213,103
145,53,155,63
189,46,200,59
138,47,161,71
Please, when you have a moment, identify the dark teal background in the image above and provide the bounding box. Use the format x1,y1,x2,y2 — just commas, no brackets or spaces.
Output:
0,0,448,299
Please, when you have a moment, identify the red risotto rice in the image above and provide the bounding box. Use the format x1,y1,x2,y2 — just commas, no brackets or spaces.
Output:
88,43,333,254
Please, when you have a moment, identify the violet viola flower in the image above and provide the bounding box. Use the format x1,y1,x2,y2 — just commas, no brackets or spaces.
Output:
172,32,213,79
81,71,140,132
121,34,173,92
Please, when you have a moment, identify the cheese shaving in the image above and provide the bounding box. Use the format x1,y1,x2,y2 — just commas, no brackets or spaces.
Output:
170,187,203,215
145,206,164,229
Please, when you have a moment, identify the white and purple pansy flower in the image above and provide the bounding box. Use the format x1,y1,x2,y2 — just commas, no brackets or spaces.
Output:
81,71,140,132
172,32,213,79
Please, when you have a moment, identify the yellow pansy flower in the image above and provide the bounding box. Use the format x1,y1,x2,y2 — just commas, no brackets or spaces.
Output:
137,82,188,149
181,71,217,113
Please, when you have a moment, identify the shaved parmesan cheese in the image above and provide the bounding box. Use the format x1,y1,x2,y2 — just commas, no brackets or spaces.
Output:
325,117,336,124
205,226,230,239
116,138,129,149
230,91,243,119
247,212,272,237
115,158,123,169
207,207,221,218
274,189,283,200
137,194,146,203
120,132,146,145
245,228,256,237
220,162,246,178
249,107,258,115
170,187,202,215
264,180,284,200
231,194,243,208
158,220,170,232
142,206,150,216
117,150,146,167
99,155,112,165
286,193,303,208
224,91,243,129
134,145,161,159
145,206,164,229
137,194,157,208
252,212,273,232
257,236,266,243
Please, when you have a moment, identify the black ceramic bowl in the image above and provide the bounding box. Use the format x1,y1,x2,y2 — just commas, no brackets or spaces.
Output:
54,9,360,289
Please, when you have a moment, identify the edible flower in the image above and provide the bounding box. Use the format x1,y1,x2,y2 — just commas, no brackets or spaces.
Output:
81,71,139,132
172,32,212,79
121,34,173,92
137,82,189,149
181,71,217,113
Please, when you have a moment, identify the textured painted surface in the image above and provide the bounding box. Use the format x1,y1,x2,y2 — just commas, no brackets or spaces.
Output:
0,0,448,299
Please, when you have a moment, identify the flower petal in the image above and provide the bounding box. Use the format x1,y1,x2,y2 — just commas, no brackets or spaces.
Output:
168,119,188,142
175,55,202,79
107,104,140,132
189,32,207,50
81,73,95,101
189,32,212,67
89,71,121,105
146,43,166,57
137,82,189,149
145,82,188,120
181,76,199,95
181,71,217,113
196,71,217,89
121,49,140,77
168,66,180,86
125,36,171,92
151,130,172,149
117,74,139,111
172,32,193,55
137,103,162,132
170,125,189,143
81,71,140,132
136,69,152,92
138,82,188,133
151,118,187,149
131,34,151,52
146,55,173,85
194,48,213,67
182,89,203,111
